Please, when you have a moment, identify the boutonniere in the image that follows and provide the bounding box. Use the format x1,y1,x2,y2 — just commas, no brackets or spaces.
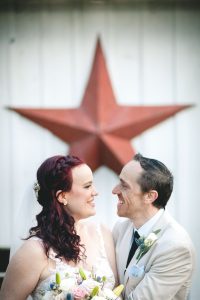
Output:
135,229,161,263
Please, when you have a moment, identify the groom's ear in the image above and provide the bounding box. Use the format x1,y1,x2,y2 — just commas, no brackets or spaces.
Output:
144,190,158,204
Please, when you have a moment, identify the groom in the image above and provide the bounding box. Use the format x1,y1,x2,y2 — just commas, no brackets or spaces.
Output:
112,153,195,300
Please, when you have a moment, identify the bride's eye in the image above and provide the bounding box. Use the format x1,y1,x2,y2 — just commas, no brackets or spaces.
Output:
84,184,92,189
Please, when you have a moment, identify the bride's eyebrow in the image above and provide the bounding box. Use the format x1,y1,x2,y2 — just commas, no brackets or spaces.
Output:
83,180,93,186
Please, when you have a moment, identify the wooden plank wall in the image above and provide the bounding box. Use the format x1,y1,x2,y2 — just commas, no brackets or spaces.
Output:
0,3,199,297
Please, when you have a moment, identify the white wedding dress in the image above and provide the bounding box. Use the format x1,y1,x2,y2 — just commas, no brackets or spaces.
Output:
31,224,115,299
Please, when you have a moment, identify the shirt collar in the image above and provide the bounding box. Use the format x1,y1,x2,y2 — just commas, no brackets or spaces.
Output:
136,208,164,237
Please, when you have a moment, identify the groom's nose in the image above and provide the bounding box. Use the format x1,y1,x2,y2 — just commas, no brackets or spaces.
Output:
112,184,119,195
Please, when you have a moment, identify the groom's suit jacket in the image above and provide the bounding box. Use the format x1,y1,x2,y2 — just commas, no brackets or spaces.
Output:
113,211,195,300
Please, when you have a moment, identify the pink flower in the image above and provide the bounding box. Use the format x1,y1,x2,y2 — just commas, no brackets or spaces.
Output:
73,286,89,300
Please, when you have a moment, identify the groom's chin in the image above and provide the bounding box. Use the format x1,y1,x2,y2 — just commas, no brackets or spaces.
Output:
117,209,124,217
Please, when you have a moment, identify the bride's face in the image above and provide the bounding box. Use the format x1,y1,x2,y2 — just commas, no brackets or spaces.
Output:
64,164,98,221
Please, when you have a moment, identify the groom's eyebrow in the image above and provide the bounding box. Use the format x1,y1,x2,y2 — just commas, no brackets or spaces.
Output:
120,178,128,186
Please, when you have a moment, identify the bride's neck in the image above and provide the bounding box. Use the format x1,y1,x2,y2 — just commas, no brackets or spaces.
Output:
74,219,85,235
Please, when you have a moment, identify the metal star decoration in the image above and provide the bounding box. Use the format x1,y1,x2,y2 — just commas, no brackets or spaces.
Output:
9,38,191,174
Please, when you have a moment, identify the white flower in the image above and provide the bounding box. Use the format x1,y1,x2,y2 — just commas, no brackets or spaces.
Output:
99,288,117,300
144,232,158,247
42,291,53,300
42,291,66,300
54,292,66,300
92,296,106,300
136,229,161,263
60,278,77,291
81,278,101,293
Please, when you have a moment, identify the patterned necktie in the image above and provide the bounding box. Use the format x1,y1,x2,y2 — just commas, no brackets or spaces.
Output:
126,230,140,268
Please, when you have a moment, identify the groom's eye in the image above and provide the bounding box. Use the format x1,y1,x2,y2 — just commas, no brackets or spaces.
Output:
121,183,128,189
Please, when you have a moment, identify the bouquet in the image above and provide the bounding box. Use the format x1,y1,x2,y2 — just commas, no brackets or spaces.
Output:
40,267,124,300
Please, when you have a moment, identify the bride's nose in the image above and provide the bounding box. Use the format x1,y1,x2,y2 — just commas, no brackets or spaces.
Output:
92,186,98,196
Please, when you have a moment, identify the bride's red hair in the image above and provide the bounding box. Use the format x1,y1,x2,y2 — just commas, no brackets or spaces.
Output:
27,155,86,263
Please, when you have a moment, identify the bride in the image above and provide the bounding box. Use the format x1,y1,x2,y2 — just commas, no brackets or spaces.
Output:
0,155,118,299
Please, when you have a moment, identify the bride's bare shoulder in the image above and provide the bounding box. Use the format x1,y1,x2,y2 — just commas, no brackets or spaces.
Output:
12,238,47,263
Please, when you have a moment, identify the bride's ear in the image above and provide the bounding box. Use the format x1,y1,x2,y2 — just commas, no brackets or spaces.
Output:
56,190,68,206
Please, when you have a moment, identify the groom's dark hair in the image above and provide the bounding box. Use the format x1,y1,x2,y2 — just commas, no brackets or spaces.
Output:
133,153,174,209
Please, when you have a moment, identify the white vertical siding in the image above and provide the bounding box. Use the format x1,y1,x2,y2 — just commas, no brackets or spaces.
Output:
0,5,199,298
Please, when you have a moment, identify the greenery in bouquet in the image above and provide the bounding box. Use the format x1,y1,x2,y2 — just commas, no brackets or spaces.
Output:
41,267,124,300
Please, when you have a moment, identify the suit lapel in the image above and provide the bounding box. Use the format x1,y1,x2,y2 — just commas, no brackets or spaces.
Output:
117,221,133,282
124,210,171,284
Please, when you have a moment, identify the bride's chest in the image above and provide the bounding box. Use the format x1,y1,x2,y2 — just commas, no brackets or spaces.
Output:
80,229,104,269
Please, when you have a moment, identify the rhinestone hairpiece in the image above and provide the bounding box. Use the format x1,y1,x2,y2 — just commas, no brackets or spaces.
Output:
33,181,40,199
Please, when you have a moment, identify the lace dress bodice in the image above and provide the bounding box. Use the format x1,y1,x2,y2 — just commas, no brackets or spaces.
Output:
31,224,115,299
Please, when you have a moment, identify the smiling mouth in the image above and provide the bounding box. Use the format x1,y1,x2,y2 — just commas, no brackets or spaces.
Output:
118,198,125,205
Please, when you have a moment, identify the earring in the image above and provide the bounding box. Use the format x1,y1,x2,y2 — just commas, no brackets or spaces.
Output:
64,200,68,206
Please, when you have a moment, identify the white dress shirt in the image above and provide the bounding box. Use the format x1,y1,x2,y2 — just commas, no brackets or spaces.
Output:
135,208,164,237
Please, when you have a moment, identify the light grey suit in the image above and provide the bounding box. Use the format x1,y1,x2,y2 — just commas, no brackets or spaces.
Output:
113,211,195,300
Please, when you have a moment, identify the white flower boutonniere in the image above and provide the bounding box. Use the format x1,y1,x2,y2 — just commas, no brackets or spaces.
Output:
135,229,161,263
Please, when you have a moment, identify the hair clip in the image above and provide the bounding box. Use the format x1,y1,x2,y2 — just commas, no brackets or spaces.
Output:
33,181,40,199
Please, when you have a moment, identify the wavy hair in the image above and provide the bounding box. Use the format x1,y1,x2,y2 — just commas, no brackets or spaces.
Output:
27,155,85,263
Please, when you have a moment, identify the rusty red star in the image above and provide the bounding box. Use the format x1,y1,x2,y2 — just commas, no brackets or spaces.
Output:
9,38,191,174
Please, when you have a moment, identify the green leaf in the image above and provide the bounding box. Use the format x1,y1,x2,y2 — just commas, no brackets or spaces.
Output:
113,284,124,296
79,267,87,280
153,229,161,235
56,272,61,285
91,286,99,297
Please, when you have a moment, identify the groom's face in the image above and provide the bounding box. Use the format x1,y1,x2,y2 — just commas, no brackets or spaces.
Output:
112,160,146,219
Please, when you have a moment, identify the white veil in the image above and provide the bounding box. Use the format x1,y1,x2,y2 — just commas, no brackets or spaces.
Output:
10,183,42,258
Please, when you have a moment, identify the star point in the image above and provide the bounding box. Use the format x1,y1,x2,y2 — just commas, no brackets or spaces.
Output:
9,38,192,174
